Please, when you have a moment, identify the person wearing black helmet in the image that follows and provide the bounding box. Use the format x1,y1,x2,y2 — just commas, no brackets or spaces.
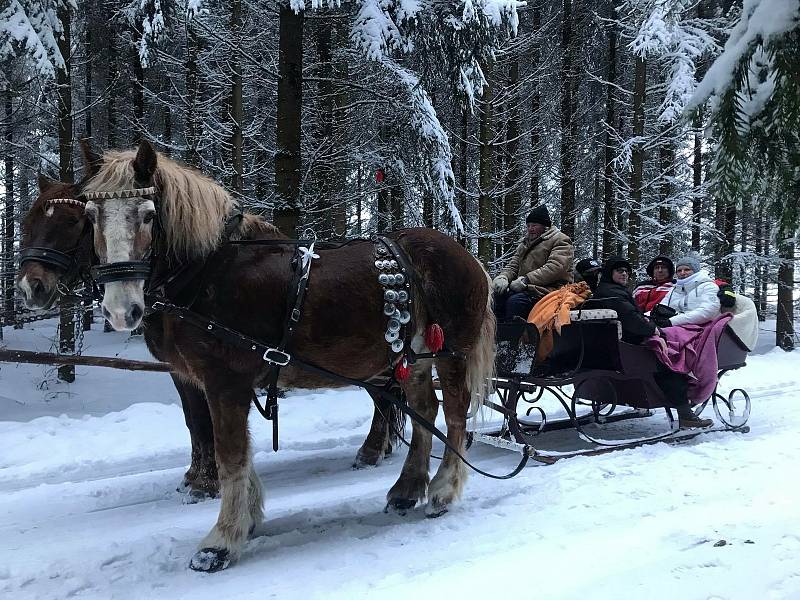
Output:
591,255,713,429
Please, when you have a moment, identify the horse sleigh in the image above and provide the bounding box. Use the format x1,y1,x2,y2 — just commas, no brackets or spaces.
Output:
14,140,751,571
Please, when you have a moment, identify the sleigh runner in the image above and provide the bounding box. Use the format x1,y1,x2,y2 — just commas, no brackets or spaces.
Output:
470,308,751,463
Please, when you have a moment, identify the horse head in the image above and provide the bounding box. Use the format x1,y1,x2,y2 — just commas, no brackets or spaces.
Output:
16,173,92,309
83,139,238,331
83,140,158,331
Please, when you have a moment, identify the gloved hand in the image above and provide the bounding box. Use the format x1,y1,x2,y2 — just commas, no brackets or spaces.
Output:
717,284,736,308
509,276,528,293
492,275,509,294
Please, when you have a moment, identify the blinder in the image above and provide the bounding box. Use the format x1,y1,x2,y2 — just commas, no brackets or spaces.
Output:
82,186,158,287
19,247,77,272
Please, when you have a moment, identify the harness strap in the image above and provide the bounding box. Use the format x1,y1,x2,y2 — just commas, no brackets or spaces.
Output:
148,296,529,480
19,247,76,272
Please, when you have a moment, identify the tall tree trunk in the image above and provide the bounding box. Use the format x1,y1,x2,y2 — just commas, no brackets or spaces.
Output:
530,0,541,210
628,56,646,271
315,14,336,236
85,27,92,139
273,6,304,238
185,21,201,167
391,184,404,229
107,29,118,149
739,196,749,293
601,1,617,259
559,0,577,239
753,200,763,317
132,43,144,143
3,89,14,333
760,207,770,319
658,139,674,256
478,62,494,264
503,59,521,255
57,2,75,382
458,108,469,247
776,238,795,351
229,0,243,194
692,115,703,252
331,16,349,236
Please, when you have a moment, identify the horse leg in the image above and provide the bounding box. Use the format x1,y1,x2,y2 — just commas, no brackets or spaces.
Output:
171,375,219,500
189,375,262,572
425,358,470,518
386,362,436,512
353,390,394,468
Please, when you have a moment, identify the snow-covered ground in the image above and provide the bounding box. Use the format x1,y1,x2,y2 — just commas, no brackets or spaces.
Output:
0,319,798,600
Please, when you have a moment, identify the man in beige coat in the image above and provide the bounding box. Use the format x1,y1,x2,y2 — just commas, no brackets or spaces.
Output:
492,205,574,321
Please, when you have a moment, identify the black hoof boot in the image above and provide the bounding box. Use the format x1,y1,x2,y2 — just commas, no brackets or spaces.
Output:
189,548,230,572
384,498,417,515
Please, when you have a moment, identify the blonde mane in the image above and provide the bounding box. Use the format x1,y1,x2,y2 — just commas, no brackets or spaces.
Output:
83,150,239,258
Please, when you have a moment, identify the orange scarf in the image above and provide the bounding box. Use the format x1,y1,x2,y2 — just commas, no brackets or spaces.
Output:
527,282,592,361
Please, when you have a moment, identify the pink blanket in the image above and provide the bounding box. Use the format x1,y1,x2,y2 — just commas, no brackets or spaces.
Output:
644,313,734,404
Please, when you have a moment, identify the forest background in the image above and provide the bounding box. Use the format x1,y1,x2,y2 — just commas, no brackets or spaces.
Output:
1,0,798,379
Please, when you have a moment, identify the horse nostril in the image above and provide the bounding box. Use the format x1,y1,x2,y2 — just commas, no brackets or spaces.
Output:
129,304,144,324
31,278,44,297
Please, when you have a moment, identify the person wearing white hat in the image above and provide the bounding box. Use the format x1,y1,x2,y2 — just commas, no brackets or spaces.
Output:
655,255,720,327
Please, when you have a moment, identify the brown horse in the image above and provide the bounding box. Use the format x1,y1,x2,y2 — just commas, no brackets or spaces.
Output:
16,161,402,502
82,140,495,571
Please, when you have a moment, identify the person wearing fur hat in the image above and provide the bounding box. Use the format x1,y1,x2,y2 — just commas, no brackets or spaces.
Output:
592,255,713,428
633,255,675,313
492,205,574,322
655,255,720,327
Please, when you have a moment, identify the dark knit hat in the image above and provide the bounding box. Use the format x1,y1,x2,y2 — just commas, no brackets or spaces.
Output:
526,205,551,227
646,255,675,278
602,255,632,279
575,258,601,277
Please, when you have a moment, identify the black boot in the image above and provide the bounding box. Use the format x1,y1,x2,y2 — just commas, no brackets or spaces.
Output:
675,404,713,429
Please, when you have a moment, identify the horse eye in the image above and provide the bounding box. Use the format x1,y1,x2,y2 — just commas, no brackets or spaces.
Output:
85,211,96,224
143,212,155,224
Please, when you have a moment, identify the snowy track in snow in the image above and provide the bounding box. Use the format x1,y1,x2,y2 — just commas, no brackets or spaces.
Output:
1,324,799,599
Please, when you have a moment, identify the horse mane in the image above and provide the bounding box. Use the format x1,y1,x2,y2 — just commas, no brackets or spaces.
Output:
83,149,259,259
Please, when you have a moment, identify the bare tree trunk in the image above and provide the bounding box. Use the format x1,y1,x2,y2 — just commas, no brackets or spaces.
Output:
185,21,201,167
57,2,75,382
229,0,243,194
753,200,763,317
107,29,118,149
273,6,304,238
478,62,494,264
658,139,673,256
3,89,14,335
132,41,144,144
777,238,795,351
458,108,469,247
503,59,521,255
530,0,541,210
761,207,770,319
739,196,749,293
601,1,617,259
628,56,646,271
692,115,703,252
559,0,577,240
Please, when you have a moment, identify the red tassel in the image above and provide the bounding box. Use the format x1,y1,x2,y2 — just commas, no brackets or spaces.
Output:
395,356,411,382
425,323,445,353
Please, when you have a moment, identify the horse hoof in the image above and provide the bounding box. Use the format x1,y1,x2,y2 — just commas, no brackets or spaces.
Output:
352,450,381,470
189,548,230,572
384,498,417,515
182,489,216,505
425,501,449,519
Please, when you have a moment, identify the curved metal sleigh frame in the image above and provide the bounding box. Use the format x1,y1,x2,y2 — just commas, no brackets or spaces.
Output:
471,312,752,463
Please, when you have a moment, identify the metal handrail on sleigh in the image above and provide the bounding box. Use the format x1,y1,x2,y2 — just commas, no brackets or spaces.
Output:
471,313,752,463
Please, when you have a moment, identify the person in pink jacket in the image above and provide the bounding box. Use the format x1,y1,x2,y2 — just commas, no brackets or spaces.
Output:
657,255,721,326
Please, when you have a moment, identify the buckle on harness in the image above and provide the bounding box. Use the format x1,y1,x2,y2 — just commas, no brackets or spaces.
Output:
263,348,291,366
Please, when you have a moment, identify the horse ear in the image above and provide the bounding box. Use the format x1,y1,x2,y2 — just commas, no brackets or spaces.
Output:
133,140,158,181
80,138,103,177
37,172,57,193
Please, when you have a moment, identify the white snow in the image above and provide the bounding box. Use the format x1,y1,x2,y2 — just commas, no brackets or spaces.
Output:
1,319,799,599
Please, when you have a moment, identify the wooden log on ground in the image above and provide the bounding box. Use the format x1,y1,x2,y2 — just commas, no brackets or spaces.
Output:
0,348,172,372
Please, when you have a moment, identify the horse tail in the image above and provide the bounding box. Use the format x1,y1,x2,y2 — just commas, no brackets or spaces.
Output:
466,270,496,415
